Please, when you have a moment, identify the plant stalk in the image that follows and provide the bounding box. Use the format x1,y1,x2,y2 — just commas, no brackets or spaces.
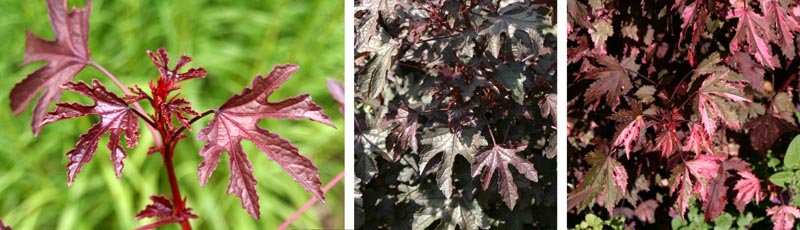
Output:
162,140,191,230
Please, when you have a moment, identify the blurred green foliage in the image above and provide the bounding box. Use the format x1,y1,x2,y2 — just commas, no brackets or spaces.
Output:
0,0,344,229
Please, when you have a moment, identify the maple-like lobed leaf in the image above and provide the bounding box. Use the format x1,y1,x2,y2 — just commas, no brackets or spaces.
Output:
669,154,722,218
683,123,716,155
729,7,776,68
763,0,800,60
744,114,798,153
612,115,645,159
196,64,333,219
42,80,140,186
12,0,92,136
655,128,681,159
733,169,763,212
696,69,750,136
768,205,800,230
419,128,487,198
584,55,638,110
471,145,538,209
568,152,627,213
410,184,490,230
382,104,419,160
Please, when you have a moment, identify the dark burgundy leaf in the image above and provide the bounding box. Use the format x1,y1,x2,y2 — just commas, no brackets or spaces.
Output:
419,128,487,198
42,80,140,186
702,167,727,221
196,64,334,219
728,52,765,93
471,145,538,209
744,115,798,153
584,55,638,110
12,0,92,136
135,195,175,220
383,104,419,160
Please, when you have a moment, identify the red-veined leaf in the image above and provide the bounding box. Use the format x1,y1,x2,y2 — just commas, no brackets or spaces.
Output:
42,80,140,186
733,169,763,212
729,6,776,68
568,152,628,213
471,144,538,209
768,205,800,230
696,68,750,136
196,64,334,219
12,0,92,136
612,115,645,159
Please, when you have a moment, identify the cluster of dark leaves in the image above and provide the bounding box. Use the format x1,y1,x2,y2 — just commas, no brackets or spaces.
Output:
568,0,800,228
354,0,556,229
11,0,334,228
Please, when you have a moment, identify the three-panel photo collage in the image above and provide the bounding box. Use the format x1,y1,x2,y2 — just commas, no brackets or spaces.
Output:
1,0,798,229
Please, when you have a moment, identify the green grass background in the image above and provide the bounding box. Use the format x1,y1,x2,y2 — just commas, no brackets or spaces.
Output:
0,0,344,229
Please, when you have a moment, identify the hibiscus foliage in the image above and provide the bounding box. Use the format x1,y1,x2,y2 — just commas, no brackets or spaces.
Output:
568,0,800,229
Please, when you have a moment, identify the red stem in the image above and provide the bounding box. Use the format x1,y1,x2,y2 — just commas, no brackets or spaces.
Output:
162,139,191,229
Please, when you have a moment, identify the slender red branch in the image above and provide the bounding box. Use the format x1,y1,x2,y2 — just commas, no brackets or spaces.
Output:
135,217,184,230
170,110,215,140
277,170,344,230
161,141,191,230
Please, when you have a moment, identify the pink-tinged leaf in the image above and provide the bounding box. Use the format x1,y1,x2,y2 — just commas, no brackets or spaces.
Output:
612,115,644,159
135,195,175,220
677,2,709,66
670,154,722,218
12,0,92,136
653,108,683,158
729,7,776,68
684,123,716,155
763,0,800,60
42,80,139,186
768,205,800,230
568,152,627,213
696,70,750,136
471,144,538,209
655,128,680,159
733,170,763,212
196,64,333,219
686,154,721,182
326,78,344,114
